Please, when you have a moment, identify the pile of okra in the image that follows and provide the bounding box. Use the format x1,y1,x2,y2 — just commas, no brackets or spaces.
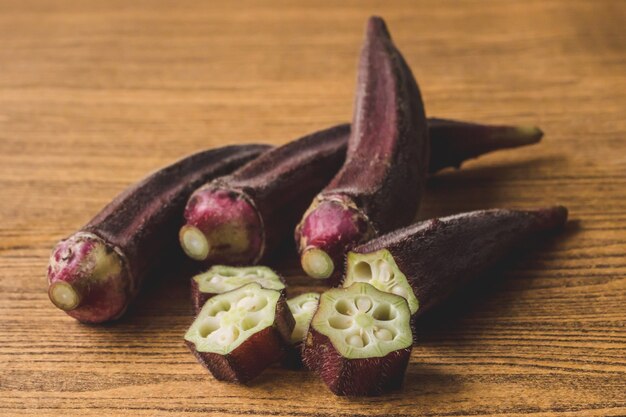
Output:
46,16,567,397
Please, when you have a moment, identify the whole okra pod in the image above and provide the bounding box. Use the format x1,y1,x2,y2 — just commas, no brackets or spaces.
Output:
47,144,270,323
296,16,430,284
343,206,568,327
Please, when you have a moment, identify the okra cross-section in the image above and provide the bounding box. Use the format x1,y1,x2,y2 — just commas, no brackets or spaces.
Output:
287,292,321,344
191,265,285,314
282,292,320,369
344,250,419,315
185,282,294,383
303,283,412,396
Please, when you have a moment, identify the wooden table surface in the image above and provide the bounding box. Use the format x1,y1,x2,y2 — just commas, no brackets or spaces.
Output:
1,1,625,416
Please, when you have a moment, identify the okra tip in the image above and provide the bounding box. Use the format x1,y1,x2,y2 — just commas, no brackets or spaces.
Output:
366,16,390,38
537,204,568,228
510,125,544,145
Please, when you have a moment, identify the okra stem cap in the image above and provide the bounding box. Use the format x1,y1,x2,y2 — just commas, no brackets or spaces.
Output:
47,232,131,321
301,248,334,279
180,225,211,261
48,281,80,311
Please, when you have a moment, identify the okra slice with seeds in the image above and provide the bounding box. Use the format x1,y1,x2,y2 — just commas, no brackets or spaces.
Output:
185,282,294,384
281,292,320,369
302,283,412,396
345,251,419,315
191,265,285,314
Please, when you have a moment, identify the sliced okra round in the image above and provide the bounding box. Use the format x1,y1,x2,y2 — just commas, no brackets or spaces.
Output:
287,292,321,344
344,249,418,315
185,282,294,383
191,265,284,314
303,282,412,396
281,292,321,369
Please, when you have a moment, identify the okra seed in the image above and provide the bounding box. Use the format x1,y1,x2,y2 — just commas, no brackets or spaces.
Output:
374,328,393,341
211,327,238,346
347,334,365,348
355,296,372,312
237,295,266,312
302,301,317,312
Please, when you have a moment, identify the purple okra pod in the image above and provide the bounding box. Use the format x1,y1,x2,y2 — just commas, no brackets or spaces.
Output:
343,206,569,327
296,16,430,284
47,144,270,323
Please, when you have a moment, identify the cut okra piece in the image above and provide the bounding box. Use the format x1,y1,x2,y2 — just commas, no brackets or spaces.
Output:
344,250,419,314
191,265,285,314
302,282,412,396
185,282,294,384
281,292,320,369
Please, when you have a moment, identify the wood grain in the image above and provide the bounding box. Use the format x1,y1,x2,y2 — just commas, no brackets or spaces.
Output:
1,0,625,416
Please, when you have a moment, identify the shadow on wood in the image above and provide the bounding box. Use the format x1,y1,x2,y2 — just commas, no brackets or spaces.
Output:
421,155,568,219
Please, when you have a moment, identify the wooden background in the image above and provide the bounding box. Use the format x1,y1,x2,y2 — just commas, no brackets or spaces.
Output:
1,1,625,416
